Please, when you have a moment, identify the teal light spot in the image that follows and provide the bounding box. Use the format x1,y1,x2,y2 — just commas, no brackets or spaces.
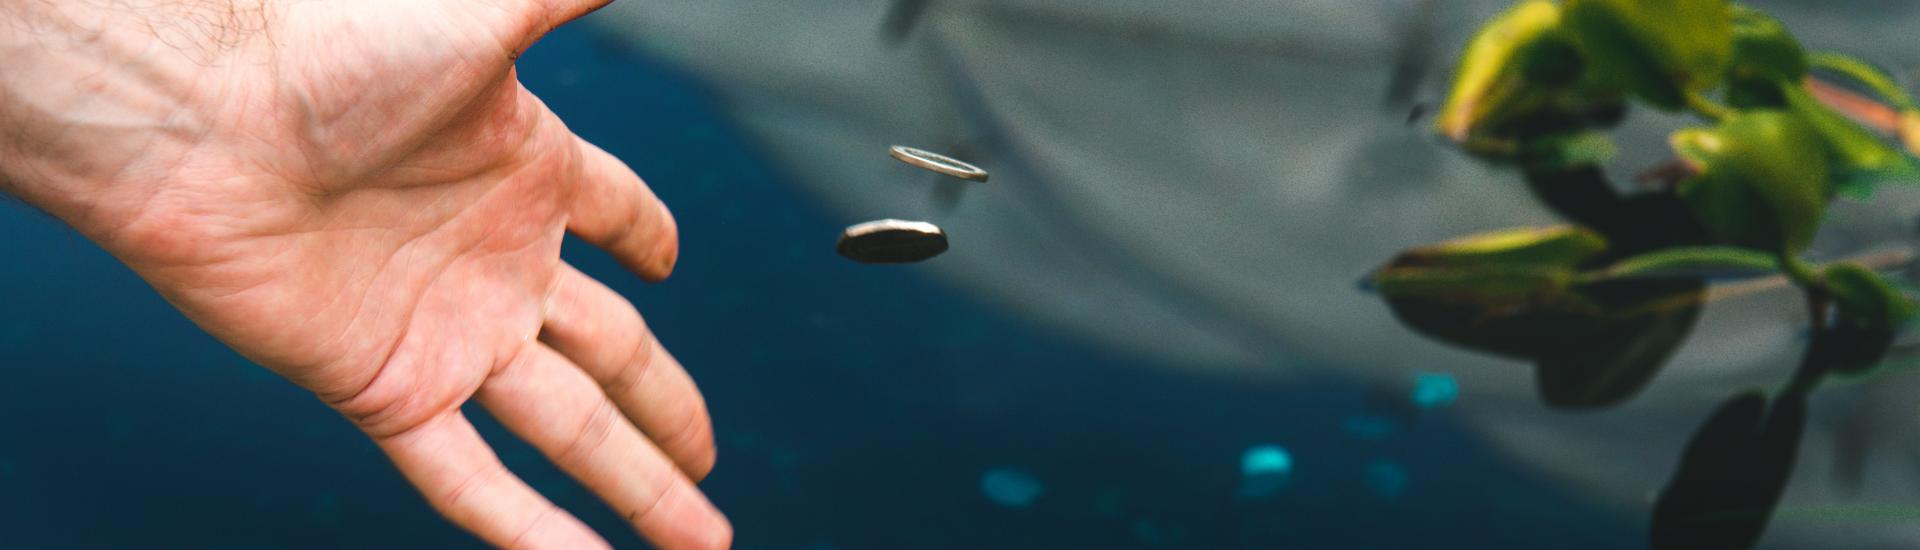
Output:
981,468,1045,509
1411,372,1460,410
1240,445,1293,477
1237,445,1293,500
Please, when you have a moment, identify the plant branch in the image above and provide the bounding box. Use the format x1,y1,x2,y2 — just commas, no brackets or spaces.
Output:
1686,91,1737,123
1778,253,1825,290
1586,246,1780,282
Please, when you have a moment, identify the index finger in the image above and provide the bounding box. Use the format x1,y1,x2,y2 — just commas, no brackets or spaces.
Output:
564,137,679,281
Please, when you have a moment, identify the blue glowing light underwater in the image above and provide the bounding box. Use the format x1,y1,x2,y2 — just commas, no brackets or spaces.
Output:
980,468,1046,509
1410,373,1459,410
1241,445,1294,477
1237,444,1294,500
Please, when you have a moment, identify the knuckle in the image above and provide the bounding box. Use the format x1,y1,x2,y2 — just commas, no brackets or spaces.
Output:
555,401,620,466
607,331,659,396
438,465,503,516
504,503,563,550
622,473,677,530
680,428,717,482
658,400,715,477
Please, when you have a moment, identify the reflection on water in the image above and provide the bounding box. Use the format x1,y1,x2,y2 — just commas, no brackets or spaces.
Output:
591,0,1920,547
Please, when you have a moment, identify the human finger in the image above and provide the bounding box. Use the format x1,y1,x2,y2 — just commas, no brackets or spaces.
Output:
374,411,610,549
476,344,732,550
565,137,678,281
541,264,716,478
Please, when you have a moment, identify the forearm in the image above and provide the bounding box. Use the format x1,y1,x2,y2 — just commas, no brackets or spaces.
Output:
0,0,267,225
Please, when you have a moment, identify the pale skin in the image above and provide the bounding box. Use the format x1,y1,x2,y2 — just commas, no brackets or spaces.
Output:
0,0,728,548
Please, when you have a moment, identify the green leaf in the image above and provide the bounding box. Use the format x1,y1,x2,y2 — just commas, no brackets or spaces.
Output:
1813,263,1912,376
1437,0,1561,140
1372,268,1579,359
1376,270,1706,410
1808,52,1918,111
1370,225,1607,308
1816,322,1898,377
1562,0,1735,110
1518,165,1717,256
1390,224,1609,269
1594,246,1780,279
1782,83,1920,198
1523,131,1618,170
1437,0,1588,152
1723,6,1806,109
1371,228,1707,410
1370,225,1608,358
1730,7,1807,80
1825,263,1916,328
1671,111,1831,254
1652,391,1802,550
1532,276,1707,410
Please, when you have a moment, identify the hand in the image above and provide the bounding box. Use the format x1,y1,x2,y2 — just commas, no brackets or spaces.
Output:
0,1,728,548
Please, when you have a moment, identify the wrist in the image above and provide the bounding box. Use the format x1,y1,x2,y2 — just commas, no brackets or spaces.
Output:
0,0,271,227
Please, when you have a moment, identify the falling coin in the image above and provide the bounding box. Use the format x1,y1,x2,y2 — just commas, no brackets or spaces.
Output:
889,145,989,182
837,219,950,264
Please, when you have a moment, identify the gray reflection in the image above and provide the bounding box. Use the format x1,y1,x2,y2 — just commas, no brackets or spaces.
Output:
594,1,1920,546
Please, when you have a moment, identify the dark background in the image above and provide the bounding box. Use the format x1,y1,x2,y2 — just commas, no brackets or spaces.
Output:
0,25,1637,549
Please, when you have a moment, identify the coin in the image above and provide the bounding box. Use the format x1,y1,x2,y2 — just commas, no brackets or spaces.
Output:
889,145,989,182
837,219,949,264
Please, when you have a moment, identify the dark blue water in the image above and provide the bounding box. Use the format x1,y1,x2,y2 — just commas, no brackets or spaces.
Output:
0,25,1639,549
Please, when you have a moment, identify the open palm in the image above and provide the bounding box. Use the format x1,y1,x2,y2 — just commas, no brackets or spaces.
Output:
3,0,727,548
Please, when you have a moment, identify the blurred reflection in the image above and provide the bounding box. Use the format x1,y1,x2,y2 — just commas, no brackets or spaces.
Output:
593,1,1920,546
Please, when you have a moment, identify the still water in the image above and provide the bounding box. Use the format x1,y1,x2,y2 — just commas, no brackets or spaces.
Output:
4,1,1920,548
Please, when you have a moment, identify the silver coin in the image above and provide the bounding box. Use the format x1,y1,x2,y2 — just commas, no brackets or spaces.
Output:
889,145,990,182
837,219,950,264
